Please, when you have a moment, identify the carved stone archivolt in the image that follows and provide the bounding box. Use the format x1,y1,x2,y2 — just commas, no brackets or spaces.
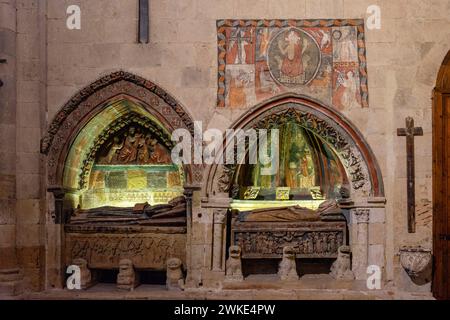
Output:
40,71,203,186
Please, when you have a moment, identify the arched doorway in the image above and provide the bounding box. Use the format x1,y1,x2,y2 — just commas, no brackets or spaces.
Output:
433,50,450,300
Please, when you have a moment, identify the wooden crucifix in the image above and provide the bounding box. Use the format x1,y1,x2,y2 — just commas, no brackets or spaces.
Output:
0,58,6,87
138,0,149,43
397,117,423,233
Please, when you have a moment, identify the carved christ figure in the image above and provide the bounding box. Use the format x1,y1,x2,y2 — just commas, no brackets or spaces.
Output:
278,30,304,78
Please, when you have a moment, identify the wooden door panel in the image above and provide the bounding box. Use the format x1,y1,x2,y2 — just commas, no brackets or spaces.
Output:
446,95,450,299
433,92,449,300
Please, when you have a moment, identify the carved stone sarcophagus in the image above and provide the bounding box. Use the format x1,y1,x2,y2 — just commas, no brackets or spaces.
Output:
231,201,347,259
64,197,187,271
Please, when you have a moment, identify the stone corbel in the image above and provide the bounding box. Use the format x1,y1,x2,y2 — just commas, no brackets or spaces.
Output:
48,187,69,224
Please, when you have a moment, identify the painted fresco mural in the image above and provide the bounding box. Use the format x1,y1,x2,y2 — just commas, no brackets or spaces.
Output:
217,19,368,110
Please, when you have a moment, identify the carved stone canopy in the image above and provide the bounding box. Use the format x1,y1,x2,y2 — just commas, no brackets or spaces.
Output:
220,107,365,194
40,71,203,188
207,95,384,199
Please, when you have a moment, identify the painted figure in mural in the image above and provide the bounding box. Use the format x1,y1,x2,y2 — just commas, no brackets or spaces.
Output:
228,70,248,108
258,28,270,59
227,28,253,65
285,136,314,189
334,70,360,110
332,27,357,62
277,30,305,79
267,28,321,87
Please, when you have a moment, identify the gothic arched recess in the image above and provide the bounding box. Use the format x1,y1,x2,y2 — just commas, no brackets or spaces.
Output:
41,71,202,193
204,94,384,200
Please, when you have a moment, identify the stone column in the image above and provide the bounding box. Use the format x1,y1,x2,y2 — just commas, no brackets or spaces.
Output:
212,209,227,271
352,208,370,280
183,186,195,280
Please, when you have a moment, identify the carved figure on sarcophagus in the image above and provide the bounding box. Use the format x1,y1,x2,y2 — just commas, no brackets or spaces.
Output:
72,258,94,289
225,246,244,282
166,257,185,291
278,246,299,281
330,245,355,280
117,259,139,290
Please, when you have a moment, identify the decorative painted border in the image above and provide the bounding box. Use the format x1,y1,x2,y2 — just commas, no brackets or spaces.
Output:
216,19,369,108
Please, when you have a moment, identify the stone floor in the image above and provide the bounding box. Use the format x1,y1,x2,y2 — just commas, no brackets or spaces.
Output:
3,274,434,300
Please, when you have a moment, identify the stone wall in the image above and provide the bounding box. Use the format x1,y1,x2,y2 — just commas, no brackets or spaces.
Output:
2,0,450,293
0,0,18,272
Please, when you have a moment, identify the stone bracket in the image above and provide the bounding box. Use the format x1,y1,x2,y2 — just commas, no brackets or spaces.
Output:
48,187,70,224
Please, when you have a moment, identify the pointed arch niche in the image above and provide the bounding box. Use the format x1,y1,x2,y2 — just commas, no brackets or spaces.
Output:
205,94,384,201
41,71,202,214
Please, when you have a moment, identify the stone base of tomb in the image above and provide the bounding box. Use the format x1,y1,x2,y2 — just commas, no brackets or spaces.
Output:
64,225,187,271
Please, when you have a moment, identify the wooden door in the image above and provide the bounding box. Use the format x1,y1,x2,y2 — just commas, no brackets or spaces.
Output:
433,91,450,299
433,51,450,300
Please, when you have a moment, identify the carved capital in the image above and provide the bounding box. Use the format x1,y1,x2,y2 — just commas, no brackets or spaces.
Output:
214,209,227,224
48,187,67,224
353,208,370,224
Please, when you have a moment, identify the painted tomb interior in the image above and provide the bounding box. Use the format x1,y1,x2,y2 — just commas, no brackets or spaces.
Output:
62,100,184,210
232,120,347,212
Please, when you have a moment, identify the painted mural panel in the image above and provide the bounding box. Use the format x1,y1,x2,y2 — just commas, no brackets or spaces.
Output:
217,20,368,110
